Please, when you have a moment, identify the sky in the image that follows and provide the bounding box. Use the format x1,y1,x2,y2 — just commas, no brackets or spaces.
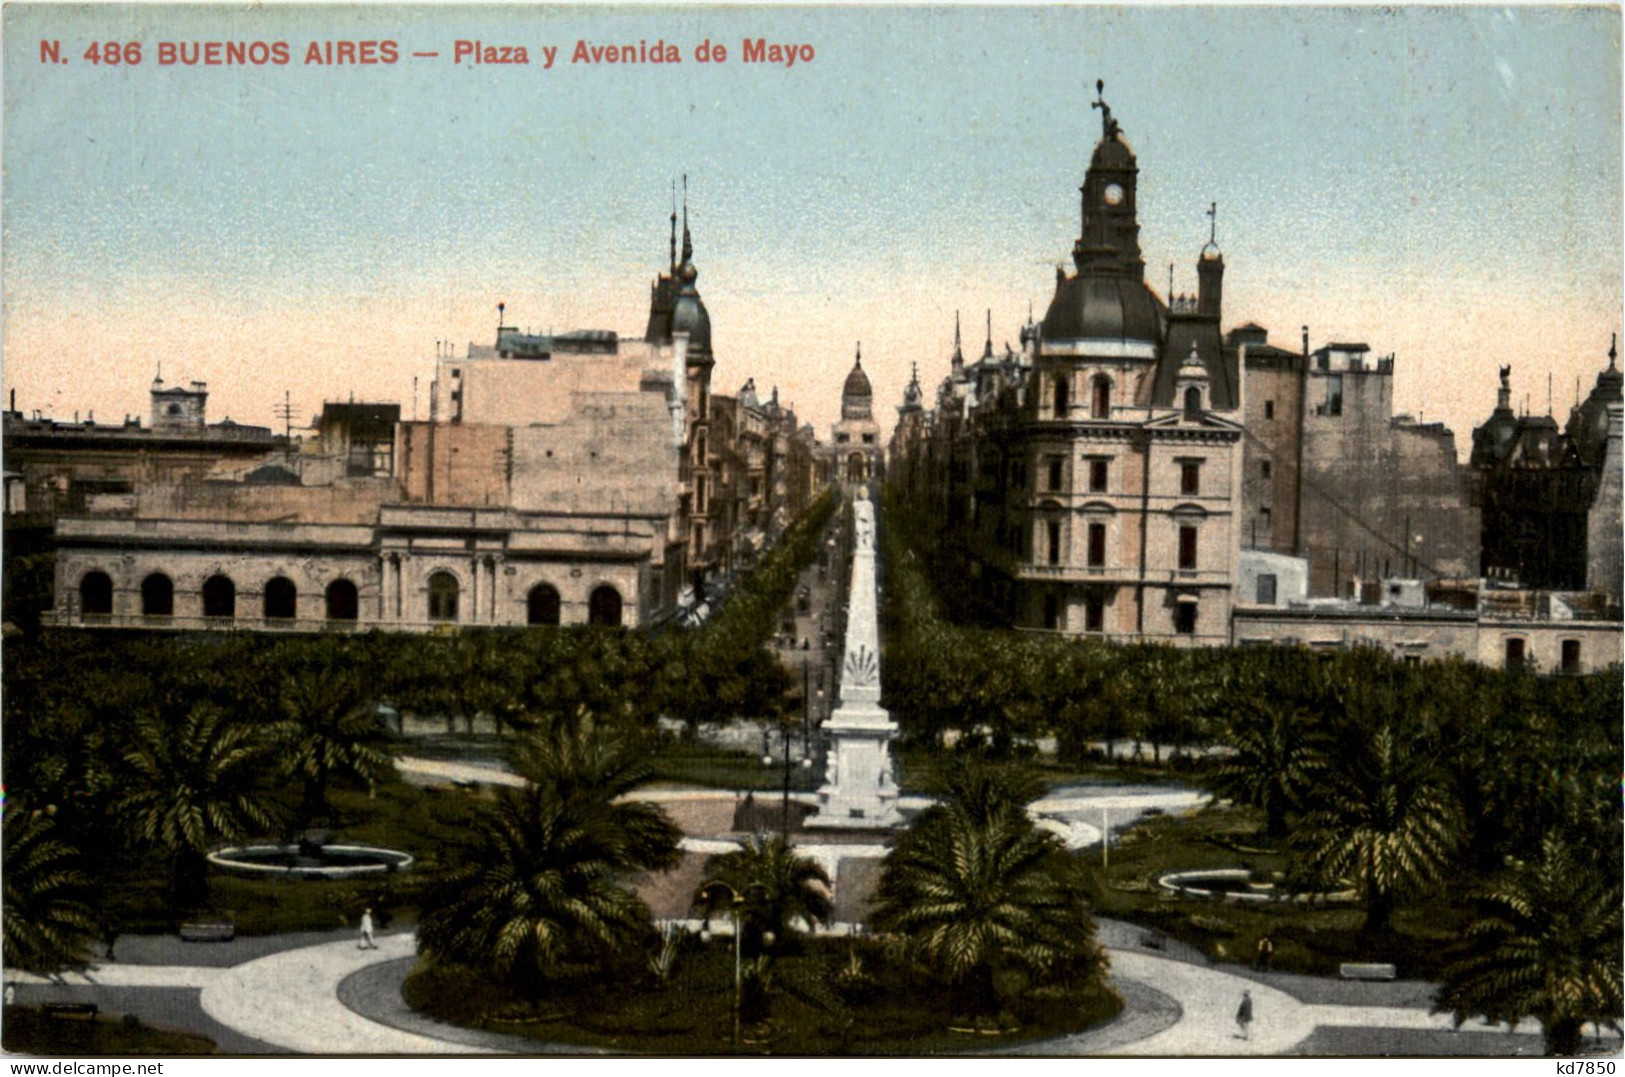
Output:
3,4,1621,455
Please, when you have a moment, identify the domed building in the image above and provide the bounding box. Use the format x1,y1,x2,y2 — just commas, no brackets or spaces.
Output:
827,345,884,486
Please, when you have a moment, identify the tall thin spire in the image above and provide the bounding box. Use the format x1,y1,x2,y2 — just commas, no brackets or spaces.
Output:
1207,201,1218,247
983,309,993,360
953,311,963,363
679,174,693,267
669,179,678,271
1611,332,1619,371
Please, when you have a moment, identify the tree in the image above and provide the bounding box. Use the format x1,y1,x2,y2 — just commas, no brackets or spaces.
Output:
118,701,280,905
1209,698,1326,841
698,833,832,954
1435,833,1623,1056
1295,726,1458,936
268,641,392,828
870,760,1104,1017
2,808,97,975
416,724,680,996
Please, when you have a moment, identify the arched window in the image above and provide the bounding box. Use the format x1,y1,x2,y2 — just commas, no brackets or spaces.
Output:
141,573,173,617
528,583,561,626
80,571,113,617
1183,386,1203,421
846,453,865,482
325,579,358,621
202,575,236,618
264,577,297,620
428,571,459,623
588,585,622,627
1054,374,1070,417
1091,375,1112,419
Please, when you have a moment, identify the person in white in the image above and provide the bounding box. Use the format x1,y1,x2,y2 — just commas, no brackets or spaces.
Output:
358,907,377,950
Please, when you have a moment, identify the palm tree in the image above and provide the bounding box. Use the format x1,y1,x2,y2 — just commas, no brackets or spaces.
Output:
1295,726,1458,936
698,833,832,954
870,785,1104,1017
268,643,392,828
1209,698,1326,841
118,701,280,905
2,807,97,974
416,724,680,995
1435,833,1623,1056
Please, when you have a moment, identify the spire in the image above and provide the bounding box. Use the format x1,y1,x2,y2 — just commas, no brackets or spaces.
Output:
680,174,693,268
669,178,678,271
1090,79,1119,140
953,311,963,361
982,309,993,360
153,362,163,387
1611,333,1618,371
855,341,862,365
1204,201,1219,252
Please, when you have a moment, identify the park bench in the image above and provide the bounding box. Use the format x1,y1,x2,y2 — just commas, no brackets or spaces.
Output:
1339,962,1397,981
43,1002,99,1020
179,921,235,943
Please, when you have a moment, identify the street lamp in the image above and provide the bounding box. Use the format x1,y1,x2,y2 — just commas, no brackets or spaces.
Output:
698,880,768,1049
763,723,814,841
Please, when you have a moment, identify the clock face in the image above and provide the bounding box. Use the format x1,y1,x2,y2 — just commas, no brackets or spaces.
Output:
1103,183,1125,206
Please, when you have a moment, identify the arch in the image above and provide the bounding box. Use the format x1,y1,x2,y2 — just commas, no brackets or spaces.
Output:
141,573,173,617
325,578,359,621
80,571,113,616
201,575,236,618
588,584,623,627
264,576,297,620
427,571,460,623
1183,386,1203,420
1054,374,1071,417
1091,375,1112,419
527,583,561,626
846,452,866,482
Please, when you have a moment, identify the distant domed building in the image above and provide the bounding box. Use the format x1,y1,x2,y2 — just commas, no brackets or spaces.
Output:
827,345,884,486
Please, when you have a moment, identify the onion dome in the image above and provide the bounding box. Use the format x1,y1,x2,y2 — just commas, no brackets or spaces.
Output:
670,228,712,357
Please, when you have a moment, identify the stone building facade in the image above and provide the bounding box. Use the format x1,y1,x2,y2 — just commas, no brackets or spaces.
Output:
888,90,1245,644
826,347,885,487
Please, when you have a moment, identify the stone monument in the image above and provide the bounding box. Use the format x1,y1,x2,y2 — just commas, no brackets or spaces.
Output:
810,487,902,828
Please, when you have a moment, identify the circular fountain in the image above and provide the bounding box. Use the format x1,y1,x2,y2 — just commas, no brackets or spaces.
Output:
208,828,414,881
1157,867,1355,905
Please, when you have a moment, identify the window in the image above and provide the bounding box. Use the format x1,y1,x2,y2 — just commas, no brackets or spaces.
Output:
696,432,707,463
325,579,358,621
81,571,114,617
1088,522,1106,567
1173,601,1197,635
1089,458,1108,493
589,585,623,627
1256,573,1277,605
1043,593,1060,630
1046,521,1061,566
1324,374,1343,416
1178,526,1198,571
1403,654,1421,667
1085,593,1104,632
264,577,297,620
1261,460,1272,479
141,574,173,617
1264,400,1275,420
428,571,459,623
1561,639,1581,673
1183,387,1202,421
1053,375,1070,417
1504,637,1525,670
836,433,850,444
202,575,236,618
528,584,561,626
695,474,707,513
1091,376,1111,419
862,433,875,444
1180,461,1201,496
1047,457,1063,492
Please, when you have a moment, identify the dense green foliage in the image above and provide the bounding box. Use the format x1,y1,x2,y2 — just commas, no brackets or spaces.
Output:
696,833,833,956
2,809,98,974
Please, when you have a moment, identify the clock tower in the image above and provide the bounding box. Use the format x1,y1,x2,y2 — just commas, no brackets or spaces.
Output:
1073,80,1144,278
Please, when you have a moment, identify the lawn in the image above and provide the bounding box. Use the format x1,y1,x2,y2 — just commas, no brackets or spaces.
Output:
3,1006,217,1056
403,936,1121,1055
1095,801,1475,980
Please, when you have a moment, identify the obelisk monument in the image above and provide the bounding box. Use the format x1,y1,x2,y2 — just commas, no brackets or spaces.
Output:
810,487,902,828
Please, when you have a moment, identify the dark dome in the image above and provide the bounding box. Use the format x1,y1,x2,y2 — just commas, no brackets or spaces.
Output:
671,270,711,355
1041,272,1165,344
1091,134,1136,170
843,360,872,401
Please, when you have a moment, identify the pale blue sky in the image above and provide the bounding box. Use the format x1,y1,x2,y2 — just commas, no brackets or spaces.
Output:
4,4,1620,445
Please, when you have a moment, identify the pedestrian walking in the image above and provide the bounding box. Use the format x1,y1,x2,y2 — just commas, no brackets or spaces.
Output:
358,907,377,950
1235,989,1253,1040
1253,933,1274,972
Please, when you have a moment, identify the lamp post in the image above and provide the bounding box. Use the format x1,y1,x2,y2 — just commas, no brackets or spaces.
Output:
698,881,746,1049
764,721,813,841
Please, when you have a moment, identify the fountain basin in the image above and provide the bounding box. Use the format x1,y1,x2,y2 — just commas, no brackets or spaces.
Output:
1158,868,1355,905
208,843,414,880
